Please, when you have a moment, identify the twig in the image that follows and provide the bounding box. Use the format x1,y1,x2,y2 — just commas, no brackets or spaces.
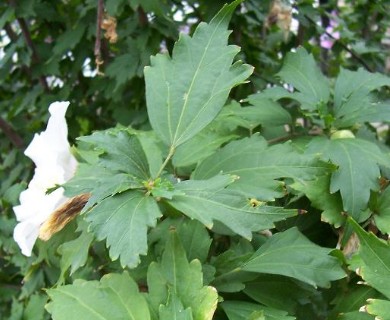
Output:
137,7,148,27
8,0,50,91
0,117,24,149
267,133,299,144
94,0,104,70
304,13,373,72
4,22,32,78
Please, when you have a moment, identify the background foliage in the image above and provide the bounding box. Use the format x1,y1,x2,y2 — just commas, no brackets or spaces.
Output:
1,0,390,319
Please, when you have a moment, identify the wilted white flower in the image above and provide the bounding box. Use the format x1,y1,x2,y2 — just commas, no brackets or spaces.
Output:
13,101,77,256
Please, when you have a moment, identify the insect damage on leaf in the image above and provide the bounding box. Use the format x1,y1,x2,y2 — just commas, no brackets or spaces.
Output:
39,193,91,241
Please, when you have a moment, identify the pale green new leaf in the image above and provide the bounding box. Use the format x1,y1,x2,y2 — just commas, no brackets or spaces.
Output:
221,301,295,320
46,273,150,320
349,218,390,299
366,299,390,319
145,0,253,148
277,47,330,111
306,137,390,220
166,175,297,240
242,227,346,287
147,231,218,320
193,135,332,200
334,68,390,127
86,191,162,268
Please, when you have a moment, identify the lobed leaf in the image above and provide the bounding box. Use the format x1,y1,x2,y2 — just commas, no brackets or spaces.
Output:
221,301,295,320
58,229,94,283
306,137,390,220
277,47,330,111
290,174,345,227
147,231,218,320
193,135,332,200
145,0,253,148
333,68,390,127
242,227,346,288
86,191,162,268
79,129,150,180
46,273,150,320
166,175,296,240
365,299,390,319
243,275,316,314
373,186,390,234
348,218,390,299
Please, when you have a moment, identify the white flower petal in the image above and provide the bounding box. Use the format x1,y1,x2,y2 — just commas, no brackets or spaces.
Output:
13,219,40,257
13,101,77,256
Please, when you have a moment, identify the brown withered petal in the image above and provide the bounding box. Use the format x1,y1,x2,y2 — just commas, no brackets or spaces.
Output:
101,15,118,44
38,193,91,241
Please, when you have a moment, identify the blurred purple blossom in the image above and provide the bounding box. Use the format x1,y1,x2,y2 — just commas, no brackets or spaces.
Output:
320,12,340,49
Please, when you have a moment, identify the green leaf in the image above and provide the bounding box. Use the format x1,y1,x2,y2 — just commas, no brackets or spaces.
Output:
306,137,390,220
149,218,212,263
348,218,390,299
373,187,390,234
86,191,162,268
333,68,390,127
175,219,212,263
159,291,193,320
46,273,150,320
244,93,292,127
133,130,164,179
330,285,382,317
243,275,315,314
23,294,47,320
221,301,295,320
173,128,237,168
79,129,151,180
53,24,86,56
366,299,390,320
242,227,346,288
64,163,142,211
147,231,218,320
193,135,332,200
145,0,253,148
106,53,140,91
290,175,345,227
58,229,94,283
277,47,330,111
211,248,256,293
337,311,375,320
166,175,297,240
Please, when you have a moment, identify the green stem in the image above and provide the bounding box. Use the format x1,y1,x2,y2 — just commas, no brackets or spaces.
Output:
155,145,175,178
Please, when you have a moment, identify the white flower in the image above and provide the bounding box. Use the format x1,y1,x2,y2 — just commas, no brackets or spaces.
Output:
13,101,77,256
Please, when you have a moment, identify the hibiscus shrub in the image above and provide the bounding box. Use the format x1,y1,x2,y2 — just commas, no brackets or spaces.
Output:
2,0,390,319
